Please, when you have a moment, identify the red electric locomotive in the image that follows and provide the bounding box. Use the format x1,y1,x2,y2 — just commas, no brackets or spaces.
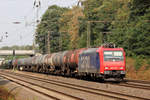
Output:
78,44,126,80
99,47,125,79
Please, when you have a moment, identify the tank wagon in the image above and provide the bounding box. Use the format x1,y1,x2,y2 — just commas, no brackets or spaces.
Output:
12,45,126,80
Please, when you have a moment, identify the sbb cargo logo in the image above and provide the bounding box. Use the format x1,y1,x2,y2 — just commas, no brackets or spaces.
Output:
80,56,90,69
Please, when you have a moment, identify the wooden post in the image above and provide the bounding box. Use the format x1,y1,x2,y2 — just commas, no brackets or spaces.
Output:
87,21,91,48
47,31,50,54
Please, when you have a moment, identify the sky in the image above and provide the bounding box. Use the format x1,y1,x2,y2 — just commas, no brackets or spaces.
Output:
0,0,78,47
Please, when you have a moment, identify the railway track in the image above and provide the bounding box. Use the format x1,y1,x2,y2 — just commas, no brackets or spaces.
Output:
4,69,150,91
106,78,150,91
0,72,83,100
126,79,150,85
0,70,148,100
117,80,150,91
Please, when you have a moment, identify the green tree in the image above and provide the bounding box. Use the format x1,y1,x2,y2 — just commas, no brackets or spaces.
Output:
36,5,68,53
59,6,84,49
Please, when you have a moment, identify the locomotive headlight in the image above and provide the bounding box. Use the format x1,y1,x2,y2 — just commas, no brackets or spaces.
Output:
20,67,23,71
120,67,123,69
105,67,108,69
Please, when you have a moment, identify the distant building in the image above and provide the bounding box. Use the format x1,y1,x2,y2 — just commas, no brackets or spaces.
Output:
0,50,35,56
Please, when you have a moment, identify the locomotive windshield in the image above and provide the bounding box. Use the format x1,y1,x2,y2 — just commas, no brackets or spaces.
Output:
103,51,124,61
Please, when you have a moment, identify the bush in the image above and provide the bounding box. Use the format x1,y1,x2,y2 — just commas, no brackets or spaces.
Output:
134,56,144,71
0,87,15,100
146,58,150,70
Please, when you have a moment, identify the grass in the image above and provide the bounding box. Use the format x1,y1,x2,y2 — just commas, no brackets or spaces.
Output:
126,57,150,81
0,86,16,100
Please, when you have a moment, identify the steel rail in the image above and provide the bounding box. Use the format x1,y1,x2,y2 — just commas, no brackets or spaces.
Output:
126,79,150,85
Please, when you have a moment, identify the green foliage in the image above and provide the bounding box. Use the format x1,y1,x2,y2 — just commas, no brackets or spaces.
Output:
0,87,15,100
36,0,150,58
147,59,150,66
36,5,69,53
107,0,150,56
134,56,143,71
146,58,150,70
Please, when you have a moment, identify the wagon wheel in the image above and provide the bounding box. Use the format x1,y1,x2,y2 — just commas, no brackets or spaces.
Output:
66,68,70,77
65,65,70,77
61,66,65,76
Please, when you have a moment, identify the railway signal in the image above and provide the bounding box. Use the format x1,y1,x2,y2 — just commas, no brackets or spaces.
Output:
33,0,41,23
34,0,41,8
13,22,21,24
5,32,8,38
0,36,3,42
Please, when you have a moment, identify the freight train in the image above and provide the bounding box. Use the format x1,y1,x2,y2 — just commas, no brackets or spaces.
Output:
11,44,126,81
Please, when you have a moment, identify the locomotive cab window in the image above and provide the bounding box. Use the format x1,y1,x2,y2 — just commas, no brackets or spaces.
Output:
103,51,123,61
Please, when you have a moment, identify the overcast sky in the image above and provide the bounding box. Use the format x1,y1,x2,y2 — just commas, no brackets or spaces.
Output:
0,0,78,47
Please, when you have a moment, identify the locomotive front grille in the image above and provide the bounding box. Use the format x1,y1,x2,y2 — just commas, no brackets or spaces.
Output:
104,70,125,75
